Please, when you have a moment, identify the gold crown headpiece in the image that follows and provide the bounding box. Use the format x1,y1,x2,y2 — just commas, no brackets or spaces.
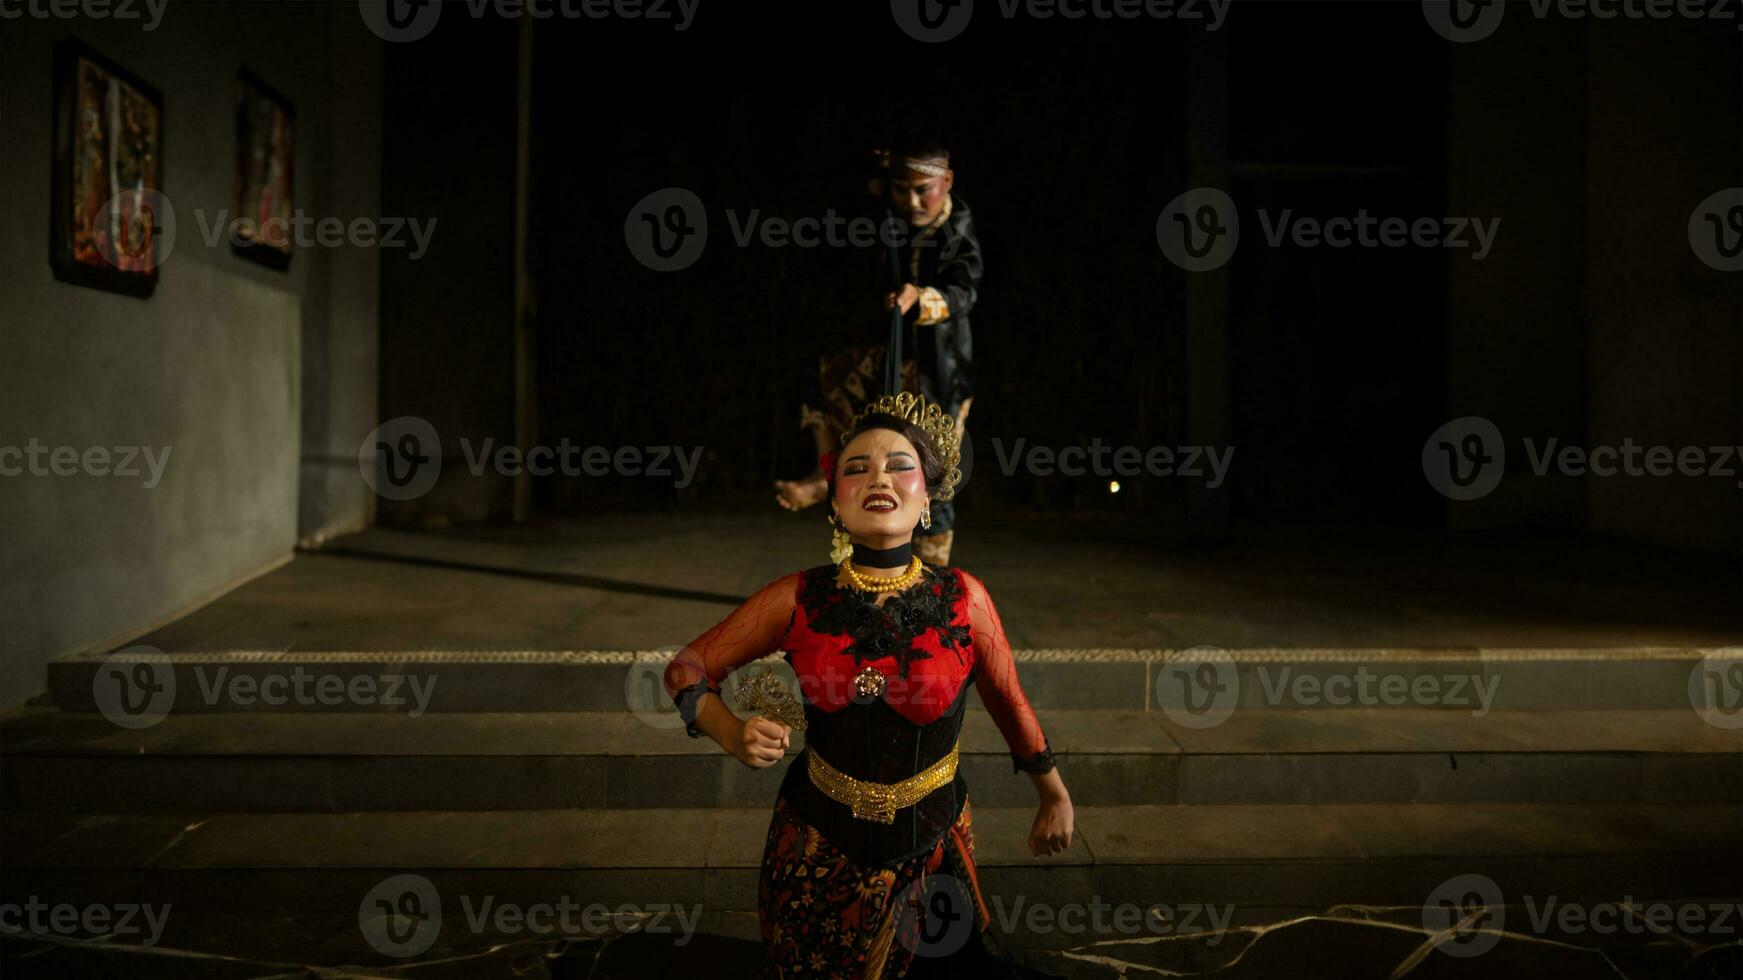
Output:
839,391,963,502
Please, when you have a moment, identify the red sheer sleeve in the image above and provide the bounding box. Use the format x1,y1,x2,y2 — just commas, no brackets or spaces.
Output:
662,573,801,737
962,570,1057,774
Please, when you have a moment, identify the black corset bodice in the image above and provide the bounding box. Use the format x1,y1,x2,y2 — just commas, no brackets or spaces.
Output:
776,660,975,871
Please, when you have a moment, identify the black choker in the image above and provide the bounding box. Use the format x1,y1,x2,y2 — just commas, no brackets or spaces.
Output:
851,541,913,568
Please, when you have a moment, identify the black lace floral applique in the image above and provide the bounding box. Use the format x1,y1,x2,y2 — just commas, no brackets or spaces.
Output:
798,564,973,679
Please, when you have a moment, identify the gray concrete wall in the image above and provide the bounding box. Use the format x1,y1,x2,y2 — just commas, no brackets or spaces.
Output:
299,12,384,546
0,3,381,704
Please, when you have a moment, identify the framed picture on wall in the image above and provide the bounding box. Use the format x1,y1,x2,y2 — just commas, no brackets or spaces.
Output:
50,38,166,298
232,68,296,271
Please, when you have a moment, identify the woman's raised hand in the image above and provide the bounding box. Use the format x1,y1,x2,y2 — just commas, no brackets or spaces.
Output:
736,716,792,769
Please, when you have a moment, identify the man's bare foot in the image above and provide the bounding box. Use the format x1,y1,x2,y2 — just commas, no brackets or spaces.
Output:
774,472,827,511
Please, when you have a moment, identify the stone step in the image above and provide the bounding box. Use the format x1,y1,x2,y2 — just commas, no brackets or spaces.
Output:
3,707,1737,812
46,646,1737,714
4,804,1737,929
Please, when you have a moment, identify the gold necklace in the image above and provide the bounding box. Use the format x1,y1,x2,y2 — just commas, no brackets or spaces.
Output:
838,555,925,594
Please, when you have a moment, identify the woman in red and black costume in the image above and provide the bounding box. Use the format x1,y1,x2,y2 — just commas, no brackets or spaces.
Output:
664,391,1072,979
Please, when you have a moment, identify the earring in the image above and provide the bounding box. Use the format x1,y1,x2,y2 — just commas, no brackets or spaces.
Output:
829,511,852,564
920,504,932,531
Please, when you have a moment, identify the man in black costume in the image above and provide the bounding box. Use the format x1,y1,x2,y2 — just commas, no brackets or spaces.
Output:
775,133,984,566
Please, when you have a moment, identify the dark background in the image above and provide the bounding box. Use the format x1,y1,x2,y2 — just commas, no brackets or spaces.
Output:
380,2,1497,534
372,1,1737,547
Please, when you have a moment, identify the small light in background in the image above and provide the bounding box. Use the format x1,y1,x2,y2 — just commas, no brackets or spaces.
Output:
1108,480,1121,494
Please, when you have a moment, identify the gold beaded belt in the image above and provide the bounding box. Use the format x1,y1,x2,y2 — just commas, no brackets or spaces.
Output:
805,741,960,825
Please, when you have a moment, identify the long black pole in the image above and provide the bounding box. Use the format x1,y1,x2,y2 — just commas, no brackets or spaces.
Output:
883,206,904,397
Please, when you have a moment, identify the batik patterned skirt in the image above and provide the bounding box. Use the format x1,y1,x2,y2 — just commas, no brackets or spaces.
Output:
755,789,990,979
807,344,922,439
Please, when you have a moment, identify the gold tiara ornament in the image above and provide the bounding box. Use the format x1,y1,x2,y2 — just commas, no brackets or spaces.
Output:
841,391,963,502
